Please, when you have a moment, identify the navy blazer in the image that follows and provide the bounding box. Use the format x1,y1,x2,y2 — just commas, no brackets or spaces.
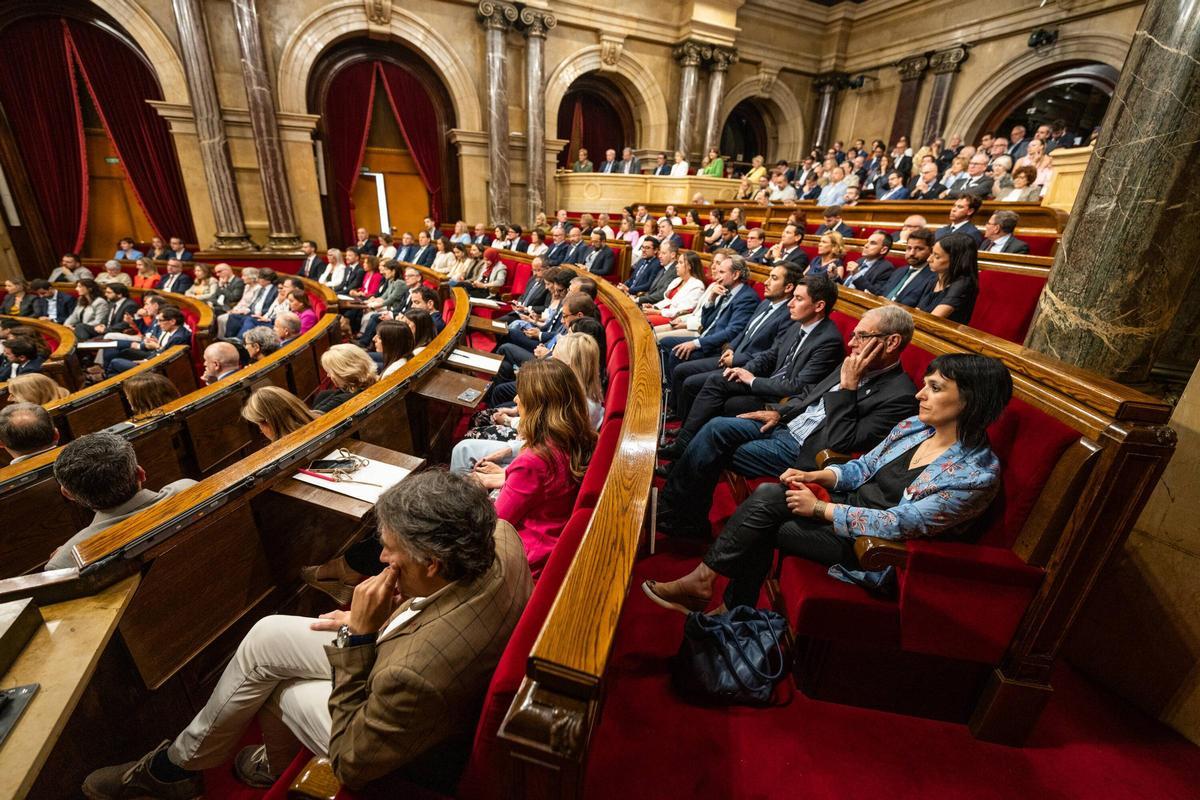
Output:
727,299,792,363
742,317,845,399
907,180,946,200
652,164,671,176
877,185,910,201
844,258,898,294
981,236,1030,255
160,326,193,349
879,264,937,307
765,246,807,267
32,291,76,322
410,245,436,267
625,257,660,295
935,223,983,245
168,249,194,261
159,272,194,294
743,245,769,264
545,241,570,266
598,160,620,173
695,283,759,354
722,236,748,254
396,245,417,263
560,242,587,265
517,278,550,311
5,355,46,377
299,256,327,280
815,222,855,239
250,284,279,315
584,246,614,276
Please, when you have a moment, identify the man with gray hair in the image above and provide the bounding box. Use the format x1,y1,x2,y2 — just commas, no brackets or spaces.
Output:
941,152,994,199
273,311,302,344
0,403,59,463
202,341,242,385
47,432,197,570
83,470,531,798
243,325,282,361
654,305,920,539
981,209,1031,254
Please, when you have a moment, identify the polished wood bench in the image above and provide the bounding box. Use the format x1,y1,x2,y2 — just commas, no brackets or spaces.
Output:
0,315,81,395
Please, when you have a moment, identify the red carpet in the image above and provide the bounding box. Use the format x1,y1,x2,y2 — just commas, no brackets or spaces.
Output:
583,540,1200,800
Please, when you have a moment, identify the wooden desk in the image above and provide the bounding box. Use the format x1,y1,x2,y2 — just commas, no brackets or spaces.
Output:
270,439,424,519
416,367,489,409
0,575,139,800
447,346,503,376
470,314,508,336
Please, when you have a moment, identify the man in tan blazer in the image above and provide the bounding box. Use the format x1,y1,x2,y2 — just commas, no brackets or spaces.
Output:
83,471,532,799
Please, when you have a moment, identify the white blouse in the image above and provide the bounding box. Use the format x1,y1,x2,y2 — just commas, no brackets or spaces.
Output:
670,161,690,177
653,276,705,318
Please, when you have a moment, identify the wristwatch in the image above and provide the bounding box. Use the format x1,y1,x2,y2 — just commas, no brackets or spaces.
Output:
335,624,377,648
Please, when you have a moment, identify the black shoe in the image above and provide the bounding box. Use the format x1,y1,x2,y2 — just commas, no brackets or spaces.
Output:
654,464,672,479
658,441,686,461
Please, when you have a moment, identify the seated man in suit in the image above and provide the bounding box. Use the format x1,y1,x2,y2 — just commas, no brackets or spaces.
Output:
980,210,1031,254
105,305,192,376
502,225,528,253
158,259,194,294
620,237,662,296
843,231,898,293
394,232,417,263
666,271,844,457
875,228,936,307
494,291,593,381
876,170,910,201
659,252,758,381
941,153,994,199
597,148,620,173
906,162,946,200
656,218,685,249
713,221,748,254
651,152,671,176
814,206,854,238
668,263,802,419
47,432,198,571
1,338,44,380
298,240,327,280
410,285,445,334
470,223,490,247
82,470,531,797
763,223,807,267
410,231,437,266
0,403,59,464
543,226,569,266
581,230,614,276
935,195,984,245
209,263,246,313
421,217,443,242
29,279,77,323
655,305,919,538
743,228,769,264
354,227,379,256
497,256,550,323
201,341,242,386
619,147,641,175
48,252,94,283
167,236,193,261
636,239,680,305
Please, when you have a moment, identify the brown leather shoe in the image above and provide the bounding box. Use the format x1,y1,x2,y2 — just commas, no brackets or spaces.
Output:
641,579,710,615
233,744,278,789
82,740,203,800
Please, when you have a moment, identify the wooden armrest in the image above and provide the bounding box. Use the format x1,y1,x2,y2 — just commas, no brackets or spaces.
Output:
288,756,340,800
500,292,514,301
815,449,853,468
854,536,909,571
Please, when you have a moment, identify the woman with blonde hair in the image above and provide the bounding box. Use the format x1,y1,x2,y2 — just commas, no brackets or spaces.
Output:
318,248,346,289
7,373,68,405
744,155,767,184
670,150,690,177
807,232,848,281
132,258,161,290
122,371,180,417
241,385,318,441
311,343,378,412
470,357,597,576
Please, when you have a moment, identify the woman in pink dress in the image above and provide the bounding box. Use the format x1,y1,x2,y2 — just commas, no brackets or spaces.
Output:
471,358,597,577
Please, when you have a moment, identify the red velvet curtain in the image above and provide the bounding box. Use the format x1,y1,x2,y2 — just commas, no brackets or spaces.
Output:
0,17,87,254
65,19,196,242
324,61,376,245
376,62,442,224
555,90,624,169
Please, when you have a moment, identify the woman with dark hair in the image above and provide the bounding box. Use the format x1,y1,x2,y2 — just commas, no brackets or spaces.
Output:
286,290,317,333
918,232,979,324
374,318,416,378
644,353,1013,614
643,250,704,328
402,307,437,349
3,279,35,316
701,207,725,250
65,279,111,340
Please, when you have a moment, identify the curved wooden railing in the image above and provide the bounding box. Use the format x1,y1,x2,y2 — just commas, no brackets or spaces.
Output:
0,315,81,394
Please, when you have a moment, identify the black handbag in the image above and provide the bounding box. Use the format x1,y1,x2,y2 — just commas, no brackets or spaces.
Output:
670,606,790,705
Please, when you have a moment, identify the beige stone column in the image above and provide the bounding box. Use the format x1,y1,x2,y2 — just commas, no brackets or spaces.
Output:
450,129,491,227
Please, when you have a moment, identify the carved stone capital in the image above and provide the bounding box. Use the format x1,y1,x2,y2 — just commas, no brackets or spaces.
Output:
708,46,738,72
896,54,929,82
598,33,625,69
519,7,556,37
756,65,780,97
365,0,390,25
477,0,518,30
673,40,711,68
929,45,969,74
813,71,849,94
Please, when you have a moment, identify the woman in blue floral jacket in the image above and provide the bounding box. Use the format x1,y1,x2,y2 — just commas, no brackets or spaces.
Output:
644,353,1013,613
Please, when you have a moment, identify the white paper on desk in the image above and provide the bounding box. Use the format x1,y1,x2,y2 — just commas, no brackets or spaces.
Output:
77,341,119,349
292,452,412,504
449,348,502,373
337,294,354,301
468,297,502,309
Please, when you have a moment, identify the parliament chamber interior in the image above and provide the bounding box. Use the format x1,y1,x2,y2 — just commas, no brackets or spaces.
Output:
0,0,1198,798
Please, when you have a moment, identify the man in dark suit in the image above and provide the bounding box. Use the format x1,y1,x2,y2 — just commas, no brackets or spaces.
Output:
935,196,984,245
544,226,571,266
1007,124,1029,160
763,223,807,267
663,273,844,457
471,223,489,247
713,222,748,254
942,154,994,199
210,264,246,314
906,162,946,200
298,240,327,280
597,148,619,174
167,236,193,261
668,263,802,419
30,279,76,323
636,240,680,305
106,305,192,376
559,227,587,267
422,217,443,241
743,228,769,264
1,338,45,379
503,225,528,253
651,152,671,176
354,227,378,256
409,285,445,333
814,205,854,239
842,231,898,294
158,259,194,294
660,252,759,380
876,171,910,201
980,210,1031,254
657,219,684,249
223,270,280,339
497,257,551,324
620,237,662,296
655,305,919,538
878,229,937,306
410,232,436,266
619,147,641,175
582,231,614,276
394,233,417,264
336,250,365,295
97,283,140,335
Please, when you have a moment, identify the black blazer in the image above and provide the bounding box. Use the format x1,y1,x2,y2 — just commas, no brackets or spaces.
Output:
778,362,920,469
299,256,327,280
879,264,938,307
337,266,365,295
815,222,855,239
159,272,194,293
106,298,141,331
411,245,436,266
907,180,947,200
584,246,615,276
744,245,769,264
517,278,550,312
935,223,984,246
765,246,806,267
727,300,794,363
981,236,1030,255
32,292,77,321
742,317,845,399
845,258,898,295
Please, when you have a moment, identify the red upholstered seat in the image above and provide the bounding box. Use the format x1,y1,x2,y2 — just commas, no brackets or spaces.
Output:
507,260,532,296
972,270,1046,343
830,310,858,345
779,556,902,649
606,338,629,378
1022,234,1057,257
575,421,621,512
605,369,629,420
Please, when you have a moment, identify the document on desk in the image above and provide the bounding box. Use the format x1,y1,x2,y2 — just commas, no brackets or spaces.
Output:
292,453,412,504
449,348,502,373
77,341,119,349
468,297,502,309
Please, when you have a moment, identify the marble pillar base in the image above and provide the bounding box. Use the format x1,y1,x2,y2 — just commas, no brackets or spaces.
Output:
264,234,303,252
211,233,260,250
555,174,741,211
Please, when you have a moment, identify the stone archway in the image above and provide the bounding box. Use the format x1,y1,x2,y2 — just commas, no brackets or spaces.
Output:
945,32,1131,141
544,47,671,151
716,74,805,162
277,0,482,130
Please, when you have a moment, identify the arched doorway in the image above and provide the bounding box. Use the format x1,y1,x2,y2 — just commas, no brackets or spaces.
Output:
308,42,460,246
976,61,1118,147
0,10,193,267
555,74,635,168
720,100,770,175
